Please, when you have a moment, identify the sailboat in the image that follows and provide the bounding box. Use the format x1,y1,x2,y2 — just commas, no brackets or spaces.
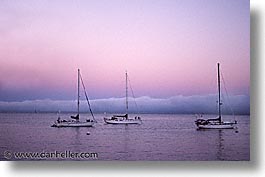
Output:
51,69,96,127
195,63,237,129
104,71,142,124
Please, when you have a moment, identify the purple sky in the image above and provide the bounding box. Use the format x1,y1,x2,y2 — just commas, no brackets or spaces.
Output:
0,0,249,101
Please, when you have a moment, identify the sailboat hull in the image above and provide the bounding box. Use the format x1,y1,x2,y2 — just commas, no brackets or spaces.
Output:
197,122,236,129
104,118,141,124
51,121,94,127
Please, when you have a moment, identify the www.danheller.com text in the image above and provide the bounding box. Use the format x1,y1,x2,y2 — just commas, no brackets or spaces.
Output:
3,150,98,160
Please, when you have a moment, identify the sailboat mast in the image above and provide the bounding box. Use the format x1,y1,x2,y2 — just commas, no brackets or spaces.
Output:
217,63,221,123
77,69,80,116
126,71,128,116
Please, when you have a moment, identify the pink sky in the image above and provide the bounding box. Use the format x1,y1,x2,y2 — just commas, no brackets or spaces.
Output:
0,0,249,101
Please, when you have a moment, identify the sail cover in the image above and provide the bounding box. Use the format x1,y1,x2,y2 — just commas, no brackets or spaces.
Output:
113,114,128,118
71,114,79,120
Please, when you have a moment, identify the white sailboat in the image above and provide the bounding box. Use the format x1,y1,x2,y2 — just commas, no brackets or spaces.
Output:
104,71,142,125
195,63,237,129
51,69,96,127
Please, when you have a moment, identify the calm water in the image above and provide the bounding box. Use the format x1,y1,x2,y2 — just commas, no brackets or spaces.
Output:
0,113,249,161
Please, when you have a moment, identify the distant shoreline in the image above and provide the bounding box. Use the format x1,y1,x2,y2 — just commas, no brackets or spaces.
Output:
0,112,250,116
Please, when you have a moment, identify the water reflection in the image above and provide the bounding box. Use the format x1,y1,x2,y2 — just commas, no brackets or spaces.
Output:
216,130,224,160
123,125,129,159
71,128,81,151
